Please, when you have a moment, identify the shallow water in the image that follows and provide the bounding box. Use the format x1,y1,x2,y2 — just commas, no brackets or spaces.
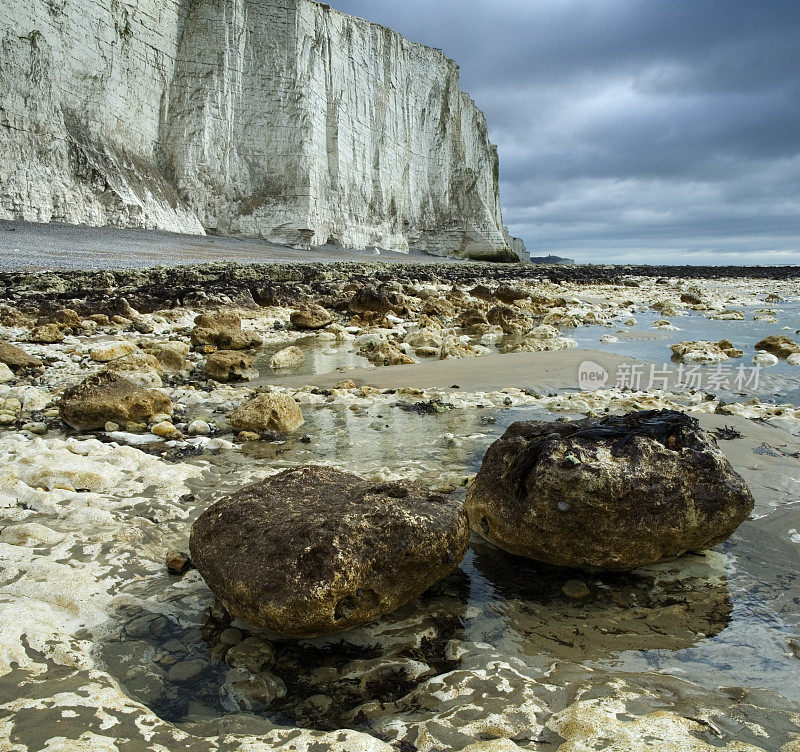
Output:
79,397,800,750
570,302,800,403
251,336,375,385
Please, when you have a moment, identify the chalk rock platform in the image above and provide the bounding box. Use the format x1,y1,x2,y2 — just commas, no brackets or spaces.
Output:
190,465,470,637
466,410,754,570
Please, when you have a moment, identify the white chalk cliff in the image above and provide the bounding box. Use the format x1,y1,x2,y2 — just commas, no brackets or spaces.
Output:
0,0,525,261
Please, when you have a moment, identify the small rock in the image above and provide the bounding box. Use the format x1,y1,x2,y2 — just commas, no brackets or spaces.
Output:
187,419,211,435
22,421,47,435
230,392,304,434
166,551,192,574
147,344,188,373
225,668,287,708
290,304,333,330
205,351,258,382
562,580,590,599
167,659,207,684
671,340,742,364
237,430,262,442
219,628,243,646
348,286,397,315
710,309,745,321
59,372,172,431
358,337,415,366
27,323,64,344
90,339,138,362
754,335,800,359
305,694,333,714
152,421,180,438
269,345,305,369
0,363,13,382
495,284,529,304
753,351,779,367
105,421,120,432
130,318,154,334
0,342,43,371
103,351,163,388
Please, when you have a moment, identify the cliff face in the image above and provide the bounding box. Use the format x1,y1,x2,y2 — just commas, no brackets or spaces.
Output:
0,0,524,260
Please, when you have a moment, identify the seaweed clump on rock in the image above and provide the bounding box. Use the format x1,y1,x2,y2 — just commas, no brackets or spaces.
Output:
466,410,754,570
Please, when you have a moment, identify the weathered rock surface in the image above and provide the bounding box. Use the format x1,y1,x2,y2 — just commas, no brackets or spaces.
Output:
191,313,262,352
90,339,138,362
671,339,743,364
754,335,800,359
348,286,402,315
143,341,189,372
59,372,172,430
269,345,305,370
358,337,416,366
230,392,304,434
205,351,258,383
289,304,333,330
0,342,42,371
0,0,524,261
26,324,64,344
103,351,163,388
189,465,470,636
466,410,754,570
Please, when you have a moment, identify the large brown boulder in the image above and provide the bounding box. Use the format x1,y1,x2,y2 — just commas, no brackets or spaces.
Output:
0,342,43,371
190,466,470,636
754,335,800,359
59,372,172,430
466,410,754,571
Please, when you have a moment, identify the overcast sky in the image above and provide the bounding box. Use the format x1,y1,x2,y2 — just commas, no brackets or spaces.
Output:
331,0,800,264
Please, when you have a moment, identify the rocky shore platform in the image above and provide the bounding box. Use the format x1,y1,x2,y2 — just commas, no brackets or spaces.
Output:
1,258,800,752
2,258,800,314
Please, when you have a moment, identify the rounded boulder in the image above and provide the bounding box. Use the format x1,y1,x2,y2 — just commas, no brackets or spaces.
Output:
466,410,754,571
190,465,470,636
59,371,172,430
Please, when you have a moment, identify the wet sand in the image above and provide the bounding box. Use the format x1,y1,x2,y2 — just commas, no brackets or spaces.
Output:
276,349,636,392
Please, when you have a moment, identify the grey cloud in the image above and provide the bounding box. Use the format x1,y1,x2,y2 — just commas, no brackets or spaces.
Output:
331,0,800,262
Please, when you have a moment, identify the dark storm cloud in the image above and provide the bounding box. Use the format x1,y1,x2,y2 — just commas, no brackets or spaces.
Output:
330,0,800,262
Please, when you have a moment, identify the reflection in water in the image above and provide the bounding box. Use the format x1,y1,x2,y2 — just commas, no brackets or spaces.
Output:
465,536,732,661
91,391,800,747
252,337,373,385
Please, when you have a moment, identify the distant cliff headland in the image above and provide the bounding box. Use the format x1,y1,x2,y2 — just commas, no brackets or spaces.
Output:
0,0,525,261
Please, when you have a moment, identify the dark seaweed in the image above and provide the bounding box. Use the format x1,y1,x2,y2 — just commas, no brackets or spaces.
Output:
505,410,703,499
